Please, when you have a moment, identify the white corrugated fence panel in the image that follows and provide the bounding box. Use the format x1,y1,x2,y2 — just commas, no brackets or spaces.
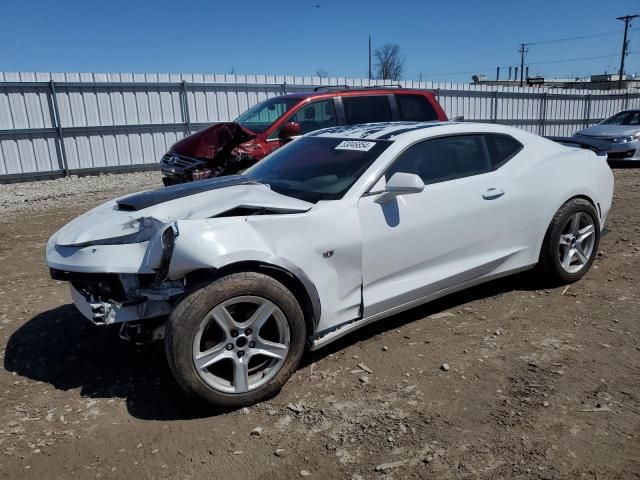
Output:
0,71,638,178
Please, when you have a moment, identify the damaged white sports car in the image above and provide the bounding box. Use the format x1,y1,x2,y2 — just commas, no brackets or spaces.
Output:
46,122,614,407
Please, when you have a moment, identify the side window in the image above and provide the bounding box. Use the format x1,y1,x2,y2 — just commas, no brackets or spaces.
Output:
343,96,392,124
385,135,491,185
484,134,523,169
628,111,640,125
396,94,438,121
280,99,337,136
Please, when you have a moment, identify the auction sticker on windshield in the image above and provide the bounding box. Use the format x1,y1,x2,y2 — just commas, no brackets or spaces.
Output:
335,140,376,152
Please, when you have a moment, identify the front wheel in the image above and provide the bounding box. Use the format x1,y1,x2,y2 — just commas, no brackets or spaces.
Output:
165,272,306,408
539,198,600,284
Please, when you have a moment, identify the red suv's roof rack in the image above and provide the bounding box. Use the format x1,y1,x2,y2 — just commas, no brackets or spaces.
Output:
362,84,403,89
313,84,404,93
313,85,350,92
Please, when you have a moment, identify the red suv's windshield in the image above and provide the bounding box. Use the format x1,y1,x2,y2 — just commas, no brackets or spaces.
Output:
234,97,299,133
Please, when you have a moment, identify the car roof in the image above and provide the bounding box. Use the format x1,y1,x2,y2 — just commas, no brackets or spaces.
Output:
279,87,433,101
306,121,532,142
307,121,458,140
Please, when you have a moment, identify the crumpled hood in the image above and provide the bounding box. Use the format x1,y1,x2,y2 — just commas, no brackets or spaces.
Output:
53,178,313,247
576,124,640,138
171,122,255,160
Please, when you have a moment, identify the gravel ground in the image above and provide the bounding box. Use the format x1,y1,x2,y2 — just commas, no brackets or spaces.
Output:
0,171,162,214
0,169,639,479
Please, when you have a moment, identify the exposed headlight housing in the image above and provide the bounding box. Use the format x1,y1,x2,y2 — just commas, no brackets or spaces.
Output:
63,217,163,247
154,223,179,284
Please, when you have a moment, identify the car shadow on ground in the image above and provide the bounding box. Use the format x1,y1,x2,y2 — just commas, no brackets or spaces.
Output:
4,271,547,421
303,271,548,365
608,161,639,169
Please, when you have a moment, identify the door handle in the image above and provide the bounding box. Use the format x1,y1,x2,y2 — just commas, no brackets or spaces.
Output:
482,188,505,200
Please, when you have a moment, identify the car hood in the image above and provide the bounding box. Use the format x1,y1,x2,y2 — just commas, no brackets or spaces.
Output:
53,176,313,247
576,124,640,138
171,122,256,160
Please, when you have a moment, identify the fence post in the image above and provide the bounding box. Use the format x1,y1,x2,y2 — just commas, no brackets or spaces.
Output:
583,95,591,129
491,91,498,123
538,93,547,136
282,81,287,95
181,80,192,135
49,80,69,177
624,92,630,110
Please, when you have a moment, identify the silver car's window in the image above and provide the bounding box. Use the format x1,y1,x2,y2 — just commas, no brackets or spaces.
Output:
601,111,640,126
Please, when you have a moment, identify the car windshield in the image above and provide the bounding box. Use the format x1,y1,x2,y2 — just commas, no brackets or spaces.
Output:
245,137,391,203
601,111,640,125
234,97,299,133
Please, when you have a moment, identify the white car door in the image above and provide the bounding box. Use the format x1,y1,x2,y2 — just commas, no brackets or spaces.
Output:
357,134,517,318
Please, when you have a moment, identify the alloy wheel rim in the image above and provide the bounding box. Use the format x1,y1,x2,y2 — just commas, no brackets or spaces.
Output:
192,296,290,394
558,212,596,274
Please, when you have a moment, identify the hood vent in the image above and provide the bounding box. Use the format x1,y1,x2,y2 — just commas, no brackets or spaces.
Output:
211,205,308,218
116,175,253,211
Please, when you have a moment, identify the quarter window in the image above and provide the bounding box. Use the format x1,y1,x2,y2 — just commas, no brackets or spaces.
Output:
385,135,491,185
343,96,392,124
484,134,523,169
396,94,438,121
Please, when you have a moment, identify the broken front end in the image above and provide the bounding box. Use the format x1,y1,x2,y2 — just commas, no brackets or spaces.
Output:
160,122,262,186
47,219,184,343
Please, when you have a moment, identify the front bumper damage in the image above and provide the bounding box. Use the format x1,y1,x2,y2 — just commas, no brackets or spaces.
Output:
52,270,184,326
46,180,317,342
68,282,179,325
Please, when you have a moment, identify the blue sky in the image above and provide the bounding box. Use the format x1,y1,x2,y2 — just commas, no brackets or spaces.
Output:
1,0,639,83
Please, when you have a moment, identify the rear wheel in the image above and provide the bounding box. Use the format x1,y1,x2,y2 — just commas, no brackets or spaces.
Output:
165,272,306,408
539,198,600,283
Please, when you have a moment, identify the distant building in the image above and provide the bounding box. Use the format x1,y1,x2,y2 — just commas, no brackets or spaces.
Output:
471,72,640,90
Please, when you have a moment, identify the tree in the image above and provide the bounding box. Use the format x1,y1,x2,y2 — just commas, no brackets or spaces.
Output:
374,43,405,81
315,68,329,78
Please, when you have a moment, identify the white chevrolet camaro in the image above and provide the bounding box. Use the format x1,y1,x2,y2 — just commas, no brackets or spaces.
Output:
46,121,614,407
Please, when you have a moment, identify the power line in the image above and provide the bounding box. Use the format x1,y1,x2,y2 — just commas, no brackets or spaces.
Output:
424,52,640,78
526,29,632,46
527,53,624,66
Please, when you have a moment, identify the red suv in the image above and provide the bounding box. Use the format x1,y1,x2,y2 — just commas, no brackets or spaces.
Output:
160,86,448,185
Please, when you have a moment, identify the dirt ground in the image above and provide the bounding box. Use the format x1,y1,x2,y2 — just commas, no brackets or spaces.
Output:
0,168,638,480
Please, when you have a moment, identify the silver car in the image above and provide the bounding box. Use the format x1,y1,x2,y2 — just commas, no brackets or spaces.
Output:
574,109,640,161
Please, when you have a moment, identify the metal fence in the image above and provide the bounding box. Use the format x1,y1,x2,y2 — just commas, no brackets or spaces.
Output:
1,71,639,182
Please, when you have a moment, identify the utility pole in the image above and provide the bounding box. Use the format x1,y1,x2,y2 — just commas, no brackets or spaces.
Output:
518,43,528,87
617,15,639,89
368,36,372,80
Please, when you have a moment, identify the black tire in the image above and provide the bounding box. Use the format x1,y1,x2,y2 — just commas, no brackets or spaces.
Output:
165,272,306,408
539,198,600,284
